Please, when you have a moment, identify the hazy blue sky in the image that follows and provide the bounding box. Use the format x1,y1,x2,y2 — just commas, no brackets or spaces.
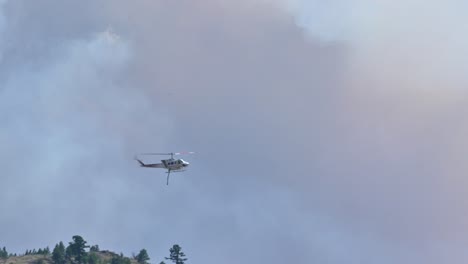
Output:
1,1,468,263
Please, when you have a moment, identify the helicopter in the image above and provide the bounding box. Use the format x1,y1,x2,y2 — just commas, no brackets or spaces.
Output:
134,152,194,185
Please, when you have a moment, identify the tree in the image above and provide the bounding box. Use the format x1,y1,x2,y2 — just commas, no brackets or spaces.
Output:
67,235,89,264
88,252,99,264
90,245,100,252
65,245,72,262
52,242,66,264
136,249,150,264
111,253,131,264
165,245,187,264
0,247,7,259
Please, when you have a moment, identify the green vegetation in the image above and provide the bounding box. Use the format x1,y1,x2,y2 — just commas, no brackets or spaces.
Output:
110,253,131,264
164,245,187,264
0,247,8,258
0,236,188,264
52,242,66,264
66,235,89,264
89,246,99,253
135,249,149,264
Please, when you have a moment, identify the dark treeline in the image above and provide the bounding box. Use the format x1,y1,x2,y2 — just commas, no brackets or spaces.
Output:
0,247,11,258
1,235,188,264
25,247,51,256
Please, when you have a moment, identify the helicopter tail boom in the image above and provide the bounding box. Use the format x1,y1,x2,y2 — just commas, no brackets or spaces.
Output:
135,158,165,168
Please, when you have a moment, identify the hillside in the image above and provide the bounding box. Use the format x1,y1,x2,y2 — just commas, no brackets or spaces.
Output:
0,235,187,264
0,251,139,264
0,254,52,264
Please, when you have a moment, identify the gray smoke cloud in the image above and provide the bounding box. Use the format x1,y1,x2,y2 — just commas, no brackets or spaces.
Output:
1,0,468,263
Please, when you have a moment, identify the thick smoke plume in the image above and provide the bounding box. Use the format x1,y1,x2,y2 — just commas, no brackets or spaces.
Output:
1,1,468,263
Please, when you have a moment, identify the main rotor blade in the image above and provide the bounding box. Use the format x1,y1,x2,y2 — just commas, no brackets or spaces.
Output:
139,152,195,156
173,151,195,155
139,153,173,156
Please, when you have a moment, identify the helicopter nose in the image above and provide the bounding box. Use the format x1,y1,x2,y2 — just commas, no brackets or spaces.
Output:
183,162,189,167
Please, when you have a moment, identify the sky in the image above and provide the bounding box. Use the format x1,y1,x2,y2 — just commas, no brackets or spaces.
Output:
1,0,468,263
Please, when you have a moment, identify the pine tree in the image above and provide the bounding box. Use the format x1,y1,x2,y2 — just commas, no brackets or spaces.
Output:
52,242,66,264
67,235,89,264
165,245,187,264
111,253,131,264
136,249,150,264
90,245,100,252
0,247,7,259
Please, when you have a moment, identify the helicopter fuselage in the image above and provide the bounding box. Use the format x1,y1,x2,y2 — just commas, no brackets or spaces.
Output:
161,158,190,170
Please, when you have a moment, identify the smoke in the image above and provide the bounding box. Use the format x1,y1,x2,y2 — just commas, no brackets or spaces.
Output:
1,0,468,263
0,1,173,253
0,0,7,63
278,1,468,262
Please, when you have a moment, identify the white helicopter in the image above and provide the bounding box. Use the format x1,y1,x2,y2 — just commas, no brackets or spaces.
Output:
134,152,194,185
